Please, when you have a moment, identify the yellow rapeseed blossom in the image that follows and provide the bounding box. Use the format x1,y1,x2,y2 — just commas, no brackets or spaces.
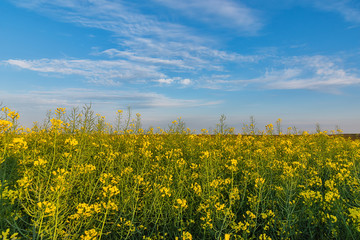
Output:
0,229,19,240
232,221,250,232
180,231,193,240
80,229,98,240
37,201,56,216
259,233,272,240
102,200,119,211
349,208,360,231
50,118,63,130
191,182,202,196
102,185,120,198
7,111,20,120
246,211,256,219
9,137,28,150
17,176,31,188
255,177,265,188
55,107,66,115
76,164,96,174
174,199,188,209
69,203,101,220
34,157,47,166
65,137,78,146
215,202,226,211
159,186,171,197
0,119,12,133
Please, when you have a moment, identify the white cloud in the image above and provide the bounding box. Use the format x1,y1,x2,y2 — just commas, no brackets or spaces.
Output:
152,0,263,33
102,39,258,71
264,0,360,24
154,77,192,86
180,78,191,86
7,0,260,81
239,0,360,25
312,0,360,23
6,54,358,92
253,55,360,90
3,58,198,87
0,88,222,110
157,78,174,84
9,0,206,43
199,55,360,91
4,58,166,85
100,49,189,68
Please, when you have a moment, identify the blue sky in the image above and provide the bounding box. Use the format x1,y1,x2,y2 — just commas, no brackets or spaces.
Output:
1,0,360,132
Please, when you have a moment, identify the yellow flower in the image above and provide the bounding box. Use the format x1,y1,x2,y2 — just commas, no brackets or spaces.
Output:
246,211,256,219
102,201,119,211
77,164,96,174
17,176,31,188
37,201,56,216
0,229,19,240
34,157,48,166
201,128,208,134
181,231,192,240
174,199,188,209
80,229,98,240
259,233,272,240
7,111,20,120
191,182,202,196
159,186,171,197
65,137,78,146
50,118,63,130
10,137,28,150
229,188,240,201
215,202,226,211
0,120,12,133
102,185,120,197
55,108,66,116
348,207,360,231
255,177,265,188
63,152,72,158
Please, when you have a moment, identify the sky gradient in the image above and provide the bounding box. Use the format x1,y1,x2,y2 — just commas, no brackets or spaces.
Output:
1,0,360,132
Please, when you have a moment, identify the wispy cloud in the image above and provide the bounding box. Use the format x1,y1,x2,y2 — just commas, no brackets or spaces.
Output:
154,77,192,86
112,38,259,72
0,88,222,110
4,58,166,85
8,0,209,44
202,55,360,91
4,54,360,93
151,0,263,33
99,49,190,69
241,0,360,25
265,55,360,90
312,0,360,24
6,0,260,85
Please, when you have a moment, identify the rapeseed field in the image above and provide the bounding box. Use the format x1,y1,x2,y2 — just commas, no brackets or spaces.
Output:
1,106,360,239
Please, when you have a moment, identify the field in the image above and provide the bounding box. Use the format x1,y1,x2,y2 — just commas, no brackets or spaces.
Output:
1,107,360,239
